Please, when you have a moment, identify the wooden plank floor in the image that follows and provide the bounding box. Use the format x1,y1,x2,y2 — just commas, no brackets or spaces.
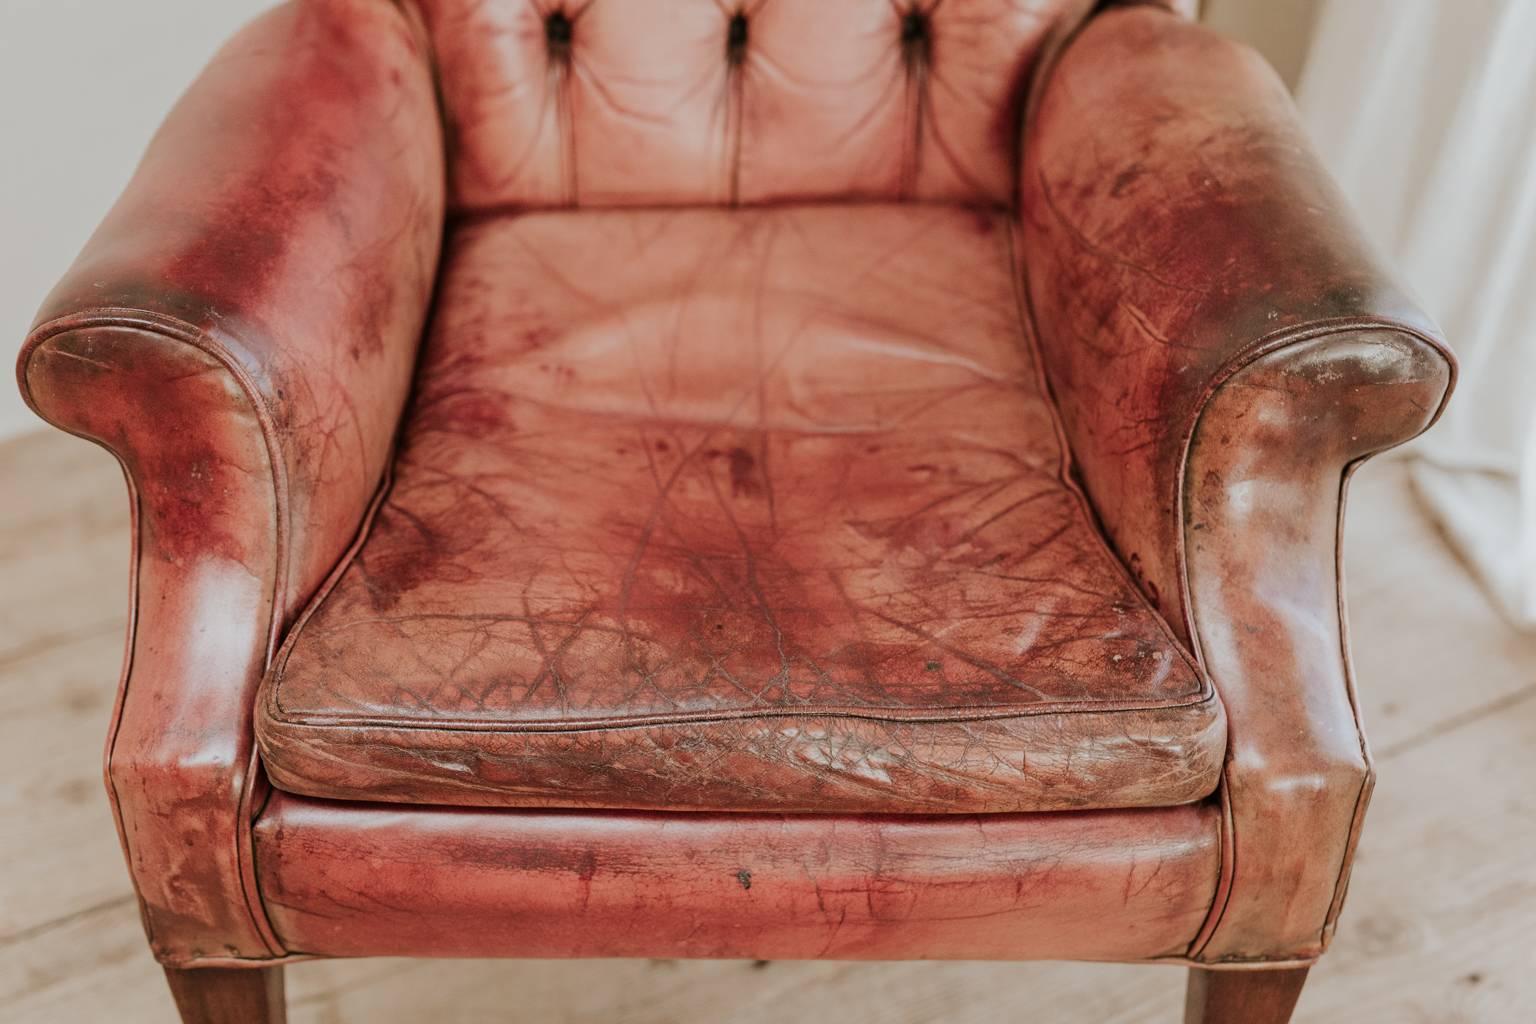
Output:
2,428,1533,1022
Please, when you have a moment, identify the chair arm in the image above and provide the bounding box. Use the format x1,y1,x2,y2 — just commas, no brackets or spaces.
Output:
15,0,443,965
1017,7,1454,962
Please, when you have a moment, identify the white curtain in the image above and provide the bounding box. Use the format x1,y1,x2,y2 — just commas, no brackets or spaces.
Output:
1297,0,1536,628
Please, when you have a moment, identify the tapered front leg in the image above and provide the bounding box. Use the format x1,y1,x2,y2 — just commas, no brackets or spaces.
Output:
164,966,285,1024
1185,966,1309,1024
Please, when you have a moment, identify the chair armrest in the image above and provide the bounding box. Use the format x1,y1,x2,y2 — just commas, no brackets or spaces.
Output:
1020,4,1451,631
1017,7,1454,962
15,0,443,965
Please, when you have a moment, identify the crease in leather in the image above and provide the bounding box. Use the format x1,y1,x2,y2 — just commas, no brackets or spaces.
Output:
726,17,746,204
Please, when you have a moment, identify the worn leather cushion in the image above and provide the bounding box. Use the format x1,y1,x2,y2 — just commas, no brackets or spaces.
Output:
256,204,1225,814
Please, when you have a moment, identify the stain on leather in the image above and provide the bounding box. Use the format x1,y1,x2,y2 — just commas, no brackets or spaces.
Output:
17,0,444,965
1018,7,1441,639
258,204,1223,814
1018,7,1455,963
16,0,1439,972
412,0,1112,209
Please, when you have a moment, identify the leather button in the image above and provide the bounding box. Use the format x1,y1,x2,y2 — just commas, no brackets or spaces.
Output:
546,10,572,54
726,12,748,64
901,9,930,62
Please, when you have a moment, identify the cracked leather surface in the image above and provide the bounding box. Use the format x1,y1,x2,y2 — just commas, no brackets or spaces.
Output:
256,792,1222,961
258,203,1224,813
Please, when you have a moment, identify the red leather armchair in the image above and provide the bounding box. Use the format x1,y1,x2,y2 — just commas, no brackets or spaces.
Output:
16,2,1454,1022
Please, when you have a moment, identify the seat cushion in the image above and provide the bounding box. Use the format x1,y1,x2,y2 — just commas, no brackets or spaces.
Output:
256,204,1225,814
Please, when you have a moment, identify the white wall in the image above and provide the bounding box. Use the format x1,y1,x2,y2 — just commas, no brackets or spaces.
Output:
0,0,273,441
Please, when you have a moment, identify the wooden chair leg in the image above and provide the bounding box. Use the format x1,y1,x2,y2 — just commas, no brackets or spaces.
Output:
163,965,285,1024
1184,966,1310,1024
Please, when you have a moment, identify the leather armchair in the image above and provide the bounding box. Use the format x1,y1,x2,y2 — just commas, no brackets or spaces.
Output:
16,2,1453,1022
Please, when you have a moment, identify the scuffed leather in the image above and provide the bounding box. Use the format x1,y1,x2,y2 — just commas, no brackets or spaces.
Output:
14,0,1452,978
1019,6,1440,634
255,792,1221,962
1018,7,1455,962
17,0,443,964
257,204,1223,814
412,0,1097,210
31,1,444,618
23,327,284,963
1184,334,1450,962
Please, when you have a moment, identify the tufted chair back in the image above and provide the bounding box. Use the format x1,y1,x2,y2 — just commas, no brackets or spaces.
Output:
409,0,1103,211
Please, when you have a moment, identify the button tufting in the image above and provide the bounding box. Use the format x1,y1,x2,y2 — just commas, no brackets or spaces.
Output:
726,12,749,64
428,0,1063,207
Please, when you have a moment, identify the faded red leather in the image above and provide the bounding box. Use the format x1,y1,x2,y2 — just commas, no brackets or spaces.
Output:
1019,6,1442,633
413,0,1094,210
256,203,1223,814
1184,335,1449,963
255,792,1221,962
16,0,1453,990
18,0,442,963
1019,8,1455,962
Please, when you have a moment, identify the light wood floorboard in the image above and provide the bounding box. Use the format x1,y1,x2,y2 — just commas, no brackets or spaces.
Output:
2,430,1532,1022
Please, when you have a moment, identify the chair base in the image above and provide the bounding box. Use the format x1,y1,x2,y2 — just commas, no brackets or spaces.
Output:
164,966,285,1024
1185,966,1310,1024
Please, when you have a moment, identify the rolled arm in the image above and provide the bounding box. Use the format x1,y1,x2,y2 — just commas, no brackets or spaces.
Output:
1018,7,1454,962
16,0,443,964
